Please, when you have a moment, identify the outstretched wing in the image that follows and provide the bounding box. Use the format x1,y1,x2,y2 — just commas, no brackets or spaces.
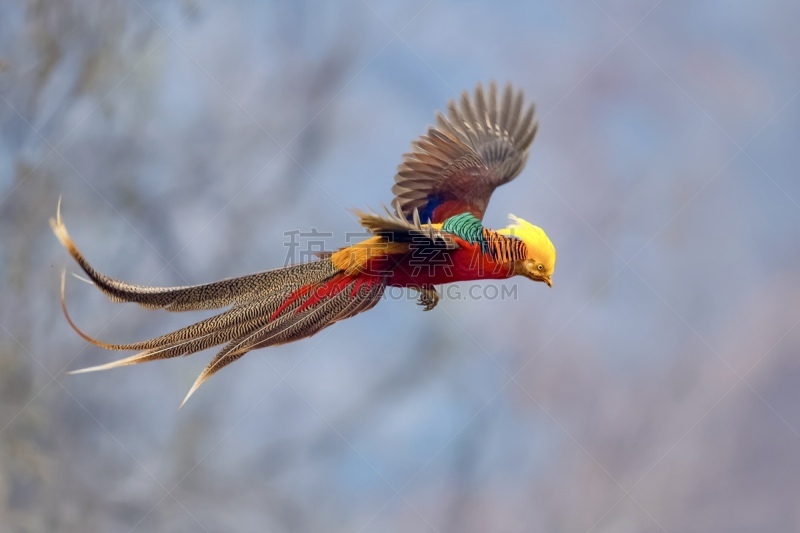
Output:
392,82,538,223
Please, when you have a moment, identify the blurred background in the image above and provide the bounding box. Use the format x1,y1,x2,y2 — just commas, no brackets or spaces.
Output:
2,1,799,531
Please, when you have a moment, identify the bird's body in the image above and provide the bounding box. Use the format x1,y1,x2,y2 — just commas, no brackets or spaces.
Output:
52,82,557,406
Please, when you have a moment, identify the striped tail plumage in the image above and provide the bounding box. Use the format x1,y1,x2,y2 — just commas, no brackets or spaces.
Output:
51,203,385,407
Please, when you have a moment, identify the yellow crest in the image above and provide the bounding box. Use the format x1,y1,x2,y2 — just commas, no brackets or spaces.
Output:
496,214,556,273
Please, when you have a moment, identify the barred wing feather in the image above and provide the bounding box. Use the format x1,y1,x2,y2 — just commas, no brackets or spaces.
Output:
392,82,538,223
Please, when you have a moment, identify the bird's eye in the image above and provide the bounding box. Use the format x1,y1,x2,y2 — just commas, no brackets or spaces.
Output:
537,264,544,271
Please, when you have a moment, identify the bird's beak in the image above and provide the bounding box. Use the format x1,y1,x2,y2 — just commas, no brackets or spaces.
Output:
544,276,552,288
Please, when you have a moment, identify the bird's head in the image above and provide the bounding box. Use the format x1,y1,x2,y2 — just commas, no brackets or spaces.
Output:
496,214,556,287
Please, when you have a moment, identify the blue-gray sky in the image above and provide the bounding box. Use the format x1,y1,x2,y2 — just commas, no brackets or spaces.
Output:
2,1,799,531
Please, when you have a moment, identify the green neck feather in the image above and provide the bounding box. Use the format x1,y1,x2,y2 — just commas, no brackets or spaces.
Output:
442,213,488,251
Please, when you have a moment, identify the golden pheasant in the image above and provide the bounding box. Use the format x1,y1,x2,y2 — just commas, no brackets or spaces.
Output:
52,82,556,407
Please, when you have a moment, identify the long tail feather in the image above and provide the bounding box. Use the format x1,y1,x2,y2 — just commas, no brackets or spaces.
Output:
67,306,274,374
179,274,385,407
60,270,298,353
53,200,388,407
50,200,337,312
63,281,323,375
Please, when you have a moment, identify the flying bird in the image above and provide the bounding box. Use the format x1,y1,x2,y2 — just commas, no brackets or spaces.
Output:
52,82,556,407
